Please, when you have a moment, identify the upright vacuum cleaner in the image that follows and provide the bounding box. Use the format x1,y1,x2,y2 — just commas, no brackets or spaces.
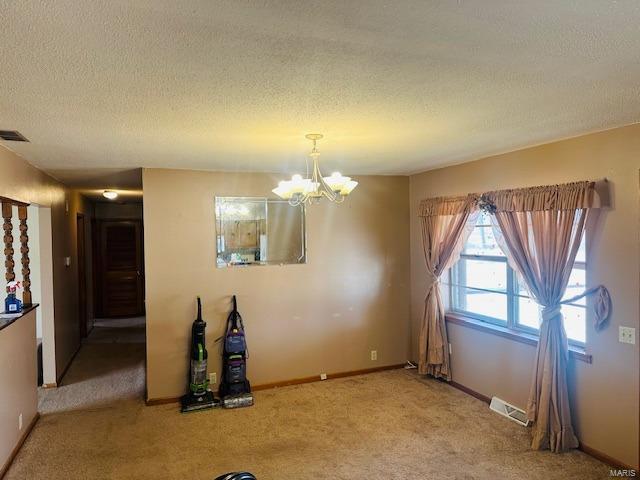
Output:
181,297,220,413
219,295,254,409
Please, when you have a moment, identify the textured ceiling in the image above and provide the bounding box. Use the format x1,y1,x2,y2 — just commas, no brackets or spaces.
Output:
1,1,639,185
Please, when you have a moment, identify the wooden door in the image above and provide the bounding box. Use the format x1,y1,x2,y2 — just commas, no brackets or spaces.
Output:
77,214,87,338
95,220,144,317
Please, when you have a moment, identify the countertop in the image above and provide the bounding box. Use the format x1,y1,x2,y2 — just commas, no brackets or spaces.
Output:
0,304,39,332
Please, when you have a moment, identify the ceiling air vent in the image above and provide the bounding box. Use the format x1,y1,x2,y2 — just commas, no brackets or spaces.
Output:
0,130,29,142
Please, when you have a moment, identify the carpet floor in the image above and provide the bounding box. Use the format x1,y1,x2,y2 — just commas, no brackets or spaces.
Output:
7,321,608,479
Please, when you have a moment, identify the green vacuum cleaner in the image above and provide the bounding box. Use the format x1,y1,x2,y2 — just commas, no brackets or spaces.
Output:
180,297,220,413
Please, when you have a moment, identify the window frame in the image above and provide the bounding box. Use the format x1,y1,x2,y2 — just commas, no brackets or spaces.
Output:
450,253,512,327
449,219,587,347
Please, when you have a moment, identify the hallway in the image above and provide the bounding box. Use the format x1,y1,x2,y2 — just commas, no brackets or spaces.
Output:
38,317,145,415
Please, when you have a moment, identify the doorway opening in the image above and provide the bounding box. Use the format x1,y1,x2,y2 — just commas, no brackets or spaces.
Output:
40,198,146,413
0,202,56,388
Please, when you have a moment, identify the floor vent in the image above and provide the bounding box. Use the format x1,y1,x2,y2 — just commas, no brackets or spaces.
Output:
489,397,529,426
0,130,29,142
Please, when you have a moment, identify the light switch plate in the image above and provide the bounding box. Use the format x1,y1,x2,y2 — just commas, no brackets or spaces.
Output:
370,350,377,361
209,372,217,385
619,326,636,345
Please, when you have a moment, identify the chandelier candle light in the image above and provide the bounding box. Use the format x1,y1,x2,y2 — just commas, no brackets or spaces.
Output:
272,134,358,206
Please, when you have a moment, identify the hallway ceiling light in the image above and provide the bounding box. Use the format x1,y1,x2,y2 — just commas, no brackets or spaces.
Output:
103,190,118,200
272,134,358,206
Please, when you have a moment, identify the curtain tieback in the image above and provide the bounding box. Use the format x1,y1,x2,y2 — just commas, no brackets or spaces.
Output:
540,285,611,329
559,285,611,331
541,304,562,322
542,285,611,330
423,271,440,302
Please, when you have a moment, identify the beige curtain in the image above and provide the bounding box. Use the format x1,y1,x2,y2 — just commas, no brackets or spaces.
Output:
484,181,609,452
418,194,478,380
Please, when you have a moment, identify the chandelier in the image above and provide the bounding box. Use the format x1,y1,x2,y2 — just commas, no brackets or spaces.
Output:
272,134,358,206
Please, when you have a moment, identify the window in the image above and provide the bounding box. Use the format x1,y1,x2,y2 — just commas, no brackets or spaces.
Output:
450,212,587,345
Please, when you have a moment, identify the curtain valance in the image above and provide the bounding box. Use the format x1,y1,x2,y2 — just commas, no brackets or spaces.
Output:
482,181,599,212
419,181,602,215
418,194,478,217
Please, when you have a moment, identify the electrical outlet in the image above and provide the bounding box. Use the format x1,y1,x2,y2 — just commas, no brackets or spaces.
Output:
619,326,636,345
320,373,327,380
370,350,377,361
18,413,22,430
449,343,452,354
209,372,217,385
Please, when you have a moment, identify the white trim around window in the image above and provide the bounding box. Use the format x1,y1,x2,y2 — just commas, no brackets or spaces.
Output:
448,213,587,347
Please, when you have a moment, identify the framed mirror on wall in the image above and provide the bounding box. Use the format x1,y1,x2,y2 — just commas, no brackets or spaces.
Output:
214,197,306,268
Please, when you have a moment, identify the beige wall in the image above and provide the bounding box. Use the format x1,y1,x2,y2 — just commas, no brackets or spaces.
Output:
52,190,81,377
143,168,410,400
409,124,640,468
0,311,38,473
37,206,57,385
0,142,83,409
